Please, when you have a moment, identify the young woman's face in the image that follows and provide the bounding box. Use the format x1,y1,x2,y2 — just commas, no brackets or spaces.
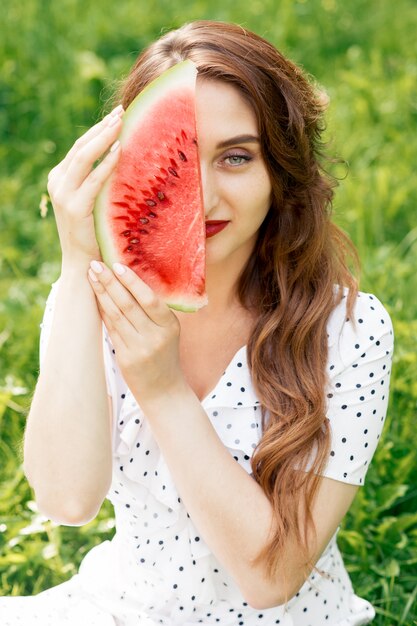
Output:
195,78,272,270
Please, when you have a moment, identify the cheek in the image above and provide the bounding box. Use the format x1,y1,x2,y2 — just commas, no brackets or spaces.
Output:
249,176,272,224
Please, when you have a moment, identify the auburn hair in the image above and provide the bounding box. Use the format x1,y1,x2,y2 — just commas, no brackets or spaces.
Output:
116,21,359,583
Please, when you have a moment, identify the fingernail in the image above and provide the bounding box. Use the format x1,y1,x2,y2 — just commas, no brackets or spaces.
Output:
110,104,124,116
90,260,103,273
113,262,126,275
108,115,121,127
88,268,98,282
110,140,120,153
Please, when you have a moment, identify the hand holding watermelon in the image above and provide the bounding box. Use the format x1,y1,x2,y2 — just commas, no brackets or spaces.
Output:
46,106,124,268
87,259,188,404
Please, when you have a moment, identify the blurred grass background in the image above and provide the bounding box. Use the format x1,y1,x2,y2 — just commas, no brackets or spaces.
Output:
1,0,416,622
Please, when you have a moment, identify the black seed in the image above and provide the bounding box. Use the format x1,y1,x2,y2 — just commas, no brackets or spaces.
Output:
126,245,133,252
168,167,178,177
192,137,197,145
157,191,165,200
139,218,149,224
148,212,157,218
146,199,156,206
178,150,187,162
122,230,131,237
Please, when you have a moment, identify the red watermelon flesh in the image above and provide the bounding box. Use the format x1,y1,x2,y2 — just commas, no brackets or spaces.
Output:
94,61,207,312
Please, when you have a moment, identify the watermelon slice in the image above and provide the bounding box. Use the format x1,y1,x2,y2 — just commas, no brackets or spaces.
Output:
94,61,207,312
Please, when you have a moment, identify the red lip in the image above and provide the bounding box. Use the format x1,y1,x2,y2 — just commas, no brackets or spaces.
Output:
205,221,229,238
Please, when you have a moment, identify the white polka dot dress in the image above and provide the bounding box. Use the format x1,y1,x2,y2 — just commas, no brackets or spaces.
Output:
0,284,394,625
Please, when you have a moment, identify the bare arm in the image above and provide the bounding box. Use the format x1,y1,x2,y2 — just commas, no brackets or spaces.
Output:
87,261,360,608
24,267,112,524
23,107,124,524
136,386,358,609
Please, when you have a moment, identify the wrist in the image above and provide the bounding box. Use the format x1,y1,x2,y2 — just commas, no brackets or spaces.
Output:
61,254,102,277
138,379,197,419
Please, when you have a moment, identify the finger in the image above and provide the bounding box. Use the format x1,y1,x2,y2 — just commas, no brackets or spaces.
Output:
47,107,124,196
61,114,123,191
112,262,174,327
60,105,124,176
97,301,128,351
88,262,150,331
48,106,123,189
88,267,139,341
82,139,121,196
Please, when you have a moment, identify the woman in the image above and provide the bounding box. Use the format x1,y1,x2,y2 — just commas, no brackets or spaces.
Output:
1,20,393,626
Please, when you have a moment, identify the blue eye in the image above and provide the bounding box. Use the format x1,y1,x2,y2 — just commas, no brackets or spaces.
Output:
224,153,251,166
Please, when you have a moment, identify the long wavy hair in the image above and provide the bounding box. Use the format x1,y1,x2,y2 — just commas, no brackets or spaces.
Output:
116,21,359,584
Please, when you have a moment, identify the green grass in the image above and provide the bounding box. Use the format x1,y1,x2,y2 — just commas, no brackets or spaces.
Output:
1,0,417,622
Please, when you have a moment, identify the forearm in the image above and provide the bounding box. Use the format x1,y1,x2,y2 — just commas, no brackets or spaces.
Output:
24,263,112,524
139,388,287,607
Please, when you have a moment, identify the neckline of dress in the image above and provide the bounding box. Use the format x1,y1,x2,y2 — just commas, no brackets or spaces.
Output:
201,343,248,406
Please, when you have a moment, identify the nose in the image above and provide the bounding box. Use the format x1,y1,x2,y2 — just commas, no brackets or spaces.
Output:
199,161,219,218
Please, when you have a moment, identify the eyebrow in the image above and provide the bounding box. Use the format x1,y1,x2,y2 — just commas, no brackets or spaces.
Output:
216,134,260,149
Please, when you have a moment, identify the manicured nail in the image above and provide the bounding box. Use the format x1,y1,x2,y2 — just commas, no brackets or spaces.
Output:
88,268,98,282
110,140,120,153
90,260,103,273
113,263,126,275
110,104,123,116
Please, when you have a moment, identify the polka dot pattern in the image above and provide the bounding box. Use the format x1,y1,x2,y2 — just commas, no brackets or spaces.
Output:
0,283,393,625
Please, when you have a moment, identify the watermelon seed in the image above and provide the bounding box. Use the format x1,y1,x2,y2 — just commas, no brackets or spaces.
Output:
178,150,187,162
140,229,149,235
139,218,149,224
155,176,165,185
168,167,178,177
157,192,165,200
193,137,197,145
148,212,157,218
170,158,178,168
146,199,157,206
181,130,187,141
129,238,140,244
126,245,134,252
122,230,131,237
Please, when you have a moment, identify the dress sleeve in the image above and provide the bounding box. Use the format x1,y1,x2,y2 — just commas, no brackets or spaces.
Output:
322,291,394,485
39,280,60,368
102,325,128,434
39,280,127,431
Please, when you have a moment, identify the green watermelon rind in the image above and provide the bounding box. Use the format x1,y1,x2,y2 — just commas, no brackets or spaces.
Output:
93,61,206,313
